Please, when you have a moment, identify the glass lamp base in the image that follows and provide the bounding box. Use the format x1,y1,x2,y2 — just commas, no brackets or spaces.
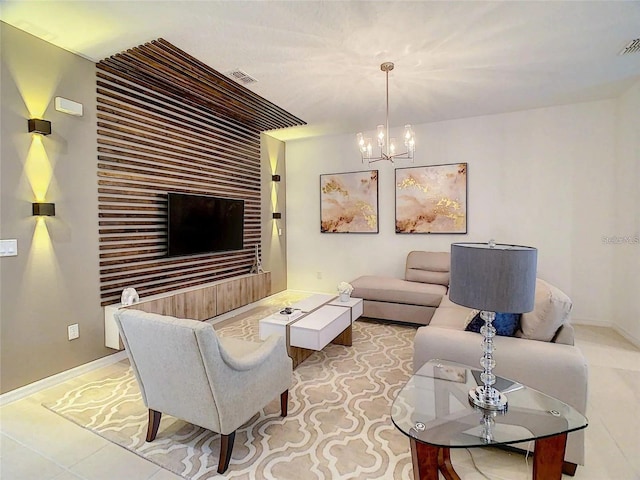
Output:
469,386,508,412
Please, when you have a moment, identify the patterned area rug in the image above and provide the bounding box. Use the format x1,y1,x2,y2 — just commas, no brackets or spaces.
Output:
42,304,418,479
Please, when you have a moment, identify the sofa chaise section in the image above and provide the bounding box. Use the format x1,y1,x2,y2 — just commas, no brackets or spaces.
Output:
351,251,450,325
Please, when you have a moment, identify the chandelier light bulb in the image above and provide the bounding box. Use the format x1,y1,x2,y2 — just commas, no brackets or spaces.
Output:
404,124,414,140
376,125,385,147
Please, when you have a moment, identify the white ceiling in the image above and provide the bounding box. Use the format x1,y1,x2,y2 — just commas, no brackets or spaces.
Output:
2,1,640,141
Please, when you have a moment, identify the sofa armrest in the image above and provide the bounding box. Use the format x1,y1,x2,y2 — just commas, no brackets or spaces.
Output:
413,326,588,414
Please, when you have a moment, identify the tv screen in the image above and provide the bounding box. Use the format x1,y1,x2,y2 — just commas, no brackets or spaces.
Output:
167,193,244,257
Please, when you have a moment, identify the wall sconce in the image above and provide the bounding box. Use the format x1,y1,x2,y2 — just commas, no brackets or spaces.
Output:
271,174,281,182
28,119,52,136
272,212,282,219
32,203,56,216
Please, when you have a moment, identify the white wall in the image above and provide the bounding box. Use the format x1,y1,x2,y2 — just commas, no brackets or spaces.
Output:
613,81,640,345
285,99,618,325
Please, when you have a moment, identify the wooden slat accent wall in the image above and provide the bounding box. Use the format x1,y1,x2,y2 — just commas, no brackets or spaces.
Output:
97,39,305,306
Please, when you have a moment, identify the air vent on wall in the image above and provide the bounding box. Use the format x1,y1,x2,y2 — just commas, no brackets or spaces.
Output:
619,38,640,55
226,69,258,85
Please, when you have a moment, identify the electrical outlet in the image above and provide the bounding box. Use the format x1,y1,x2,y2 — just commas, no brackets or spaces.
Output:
317,271,322,279
68,324,79,340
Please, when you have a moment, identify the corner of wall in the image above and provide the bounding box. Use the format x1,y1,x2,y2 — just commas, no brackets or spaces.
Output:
261,133,287,293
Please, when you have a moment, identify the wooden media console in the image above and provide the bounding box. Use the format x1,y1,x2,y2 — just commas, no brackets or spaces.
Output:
104,272,270,350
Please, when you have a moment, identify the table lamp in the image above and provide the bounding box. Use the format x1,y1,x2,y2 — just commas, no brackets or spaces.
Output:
449,241,537,411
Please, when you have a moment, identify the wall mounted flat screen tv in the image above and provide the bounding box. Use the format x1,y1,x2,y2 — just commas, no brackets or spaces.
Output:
167,193,244,257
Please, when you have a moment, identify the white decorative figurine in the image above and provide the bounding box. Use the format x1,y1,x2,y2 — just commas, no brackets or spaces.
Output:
337,282,354,302
121,287,139,306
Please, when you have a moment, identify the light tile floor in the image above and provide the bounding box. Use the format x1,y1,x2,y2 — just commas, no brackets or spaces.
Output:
1,322,638,479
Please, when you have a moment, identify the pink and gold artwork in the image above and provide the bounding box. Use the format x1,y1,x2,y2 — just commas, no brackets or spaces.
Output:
395,163,467,234
320,170,378,233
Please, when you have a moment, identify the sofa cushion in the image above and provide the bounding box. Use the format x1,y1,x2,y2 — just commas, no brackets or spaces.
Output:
516,279,572,342
405,251,450,286
429,305,471,330
405,269,450,286
465,312,521,337
437,293,460,309
351,275,446,307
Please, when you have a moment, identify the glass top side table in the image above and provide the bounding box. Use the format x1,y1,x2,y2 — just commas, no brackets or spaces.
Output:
391,359,588,480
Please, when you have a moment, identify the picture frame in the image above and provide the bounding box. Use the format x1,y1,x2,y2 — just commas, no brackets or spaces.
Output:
320,170,379,233
395,163,467,234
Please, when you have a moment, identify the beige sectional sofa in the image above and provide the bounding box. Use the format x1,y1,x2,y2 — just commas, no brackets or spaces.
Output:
352,250,588,472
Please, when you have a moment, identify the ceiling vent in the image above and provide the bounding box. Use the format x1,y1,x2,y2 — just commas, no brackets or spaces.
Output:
225,69,258,85
619,38,640,55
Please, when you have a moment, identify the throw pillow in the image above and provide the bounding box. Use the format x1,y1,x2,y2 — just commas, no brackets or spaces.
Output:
517,278,572,342
465,311,521,337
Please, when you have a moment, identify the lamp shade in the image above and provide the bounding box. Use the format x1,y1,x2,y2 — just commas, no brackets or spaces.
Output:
449,242,537,313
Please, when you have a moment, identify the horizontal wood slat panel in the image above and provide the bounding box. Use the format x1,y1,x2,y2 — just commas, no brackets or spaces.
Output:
96,96,261,154
95,78,260,146
98,39,303,306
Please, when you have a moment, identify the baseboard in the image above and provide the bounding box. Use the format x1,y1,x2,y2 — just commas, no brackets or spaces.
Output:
572,317,640,349
613,324,640,349
0,351,128,407
570,317,611,327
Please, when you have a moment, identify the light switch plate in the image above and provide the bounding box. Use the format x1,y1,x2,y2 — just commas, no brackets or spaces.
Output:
68,324,79,340
0,239,18,257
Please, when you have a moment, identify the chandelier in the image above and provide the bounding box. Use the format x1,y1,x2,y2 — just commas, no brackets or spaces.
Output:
357,62,415,164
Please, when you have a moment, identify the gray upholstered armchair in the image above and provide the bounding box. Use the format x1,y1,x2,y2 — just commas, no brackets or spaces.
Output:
114,308,293,474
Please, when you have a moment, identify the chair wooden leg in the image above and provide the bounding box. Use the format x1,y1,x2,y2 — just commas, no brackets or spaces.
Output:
280,390,289,417
218,431,236,474
146,409,162,442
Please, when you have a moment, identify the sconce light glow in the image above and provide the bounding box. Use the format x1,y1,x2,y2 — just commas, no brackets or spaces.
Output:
25,135,53,202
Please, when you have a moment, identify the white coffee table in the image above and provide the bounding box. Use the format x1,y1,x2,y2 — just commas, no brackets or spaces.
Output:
289,305,352,350
258,295,363,368
328,297,364,322
258,309,304,340
290,293,337,312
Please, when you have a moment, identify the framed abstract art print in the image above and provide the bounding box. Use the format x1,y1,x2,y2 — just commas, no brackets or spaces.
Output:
395,163,467,234
320,170,379,233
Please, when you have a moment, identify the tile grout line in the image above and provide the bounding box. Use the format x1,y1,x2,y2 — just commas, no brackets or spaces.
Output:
1,430,100,479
